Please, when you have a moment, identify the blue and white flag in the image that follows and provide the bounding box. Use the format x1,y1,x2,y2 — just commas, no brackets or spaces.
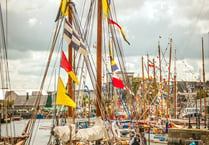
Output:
63,19,88,56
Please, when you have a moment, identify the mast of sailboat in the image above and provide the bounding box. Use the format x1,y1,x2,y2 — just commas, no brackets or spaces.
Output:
199,68,202,115
153,58,157,121
147,53,150,117
173,49,177,119
96,0,102,117
66,3,76,145
201,37,207,128
158,37,163,120
166,38,172,122
67,3,75,122
142,56,145,124
158,37,162,82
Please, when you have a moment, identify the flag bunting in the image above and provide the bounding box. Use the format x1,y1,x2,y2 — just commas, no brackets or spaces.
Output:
102,0,110,19
63,19,88,56
60,51,79,85
110,54,119,72
56,77,76,108
112,75,125,89
55,0,69,22
108,18,130,45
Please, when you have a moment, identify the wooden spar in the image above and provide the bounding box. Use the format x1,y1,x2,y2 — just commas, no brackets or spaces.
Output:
158,39,162,82
173,49,177,119
96,0,102,117
199,69,202,114
166,38,172,122
142,56,145,123
153,58,157,121
147,53,150,116
158,38,163,119
68,5,77,145
137,74,140,120
68,3,74,121
201,37,207,127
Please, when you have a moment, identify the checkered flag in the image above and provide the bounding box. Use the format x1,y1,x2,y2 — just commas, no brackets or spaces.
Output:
63,19,88,56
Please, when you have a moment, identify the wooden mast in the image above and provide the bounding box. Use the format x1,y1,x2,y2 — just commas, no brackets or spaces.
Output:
96,0,102,117
158,37,163,119
142,56,145,123
201,37,206,127
147,54,150,117
158,37,162,82
153,58,157,121
68,3,74,121
173,49,177,119
199,69,202,114
166,38,172,122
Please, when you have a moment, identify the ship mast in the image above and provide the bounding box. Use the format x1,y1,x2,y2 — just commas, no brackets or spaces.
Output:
158,37,163,119
158,37,162,82
153,58,157,121
96,0,102,117
68,3,74,121
166,38,172,122
147,54,150,117
142,56,145,123
173,49,177,119
201,37,206,128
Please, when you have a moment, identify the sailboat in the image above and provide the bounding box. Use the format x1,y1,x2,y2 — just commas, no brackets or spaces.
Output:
13,0,135,144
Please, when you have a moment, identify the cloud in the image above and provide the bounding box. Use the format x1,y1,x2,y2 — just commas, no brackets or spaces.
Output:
27,18,38,27
1,0,208,90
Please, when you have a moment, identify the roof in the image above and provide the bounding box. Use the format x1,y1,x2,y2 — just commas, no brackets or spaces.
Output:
12,89,48,107
12,89,48,96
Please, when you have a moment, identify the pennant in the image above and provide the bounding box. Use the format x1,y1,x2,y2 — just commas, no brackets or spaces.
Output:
56,77,76,108
109,54,119,72
55,0,69,22
60,51,79,85
63,19,88,56
61,0,69,16
109,41,119,72
102,0,110,19
108,18,130,45
112,76,125,89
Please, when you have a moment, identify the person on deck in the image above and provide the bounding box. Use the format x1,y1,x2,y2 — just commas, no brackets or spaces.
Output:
189,138,196,145
139,132,147,145
129,133,140,145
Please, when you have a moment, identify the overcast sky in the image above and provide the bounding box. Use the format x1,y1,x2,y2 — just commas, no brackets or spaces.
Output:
0,0,209,90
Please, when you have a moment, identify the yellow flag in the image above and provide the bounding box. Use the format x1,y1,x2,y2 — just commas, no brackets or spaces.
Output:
56,77,76,108
61,0,69,16
102,0,109,19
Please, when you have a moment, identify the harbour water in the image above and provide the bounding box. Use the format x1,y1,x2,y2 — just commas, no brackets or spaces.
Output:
1,119,166,145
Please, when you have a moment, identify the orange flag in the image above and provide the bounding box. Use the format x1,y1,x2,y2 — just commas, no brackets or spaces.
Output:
60,51,79,85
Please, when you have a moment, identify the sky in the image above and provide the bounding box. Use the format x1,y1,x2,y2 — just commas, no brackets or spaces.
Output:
0,0,209,91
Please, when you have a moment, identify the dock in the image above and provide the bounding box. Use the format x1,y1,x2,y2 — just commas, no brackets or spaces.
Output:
168,128,209,145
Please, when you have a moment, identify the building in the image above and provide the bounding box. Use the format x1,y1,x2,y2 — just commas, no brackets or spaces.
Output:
5,89,49,110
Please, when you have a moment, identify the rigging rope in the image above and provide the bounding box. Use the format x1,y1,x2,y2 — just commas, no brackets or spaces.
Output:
25,18,63,145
